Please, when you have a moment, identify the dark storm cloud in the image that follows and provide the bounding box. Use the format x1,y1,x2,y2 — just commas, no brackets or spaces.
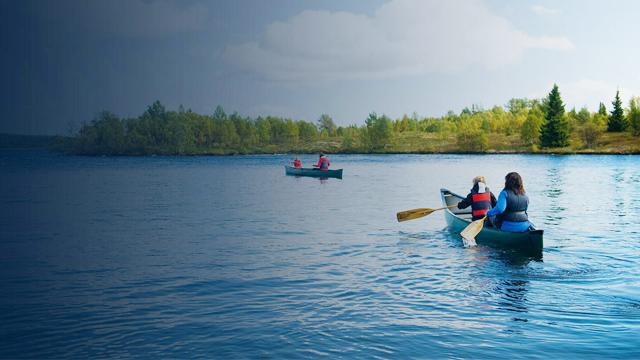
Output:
0,0,218,135
0,0,382,135
4,0,632,136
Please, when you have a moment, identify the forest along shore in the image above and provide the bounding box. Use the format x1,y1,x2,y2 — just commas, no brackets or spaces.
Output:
9,85,640,156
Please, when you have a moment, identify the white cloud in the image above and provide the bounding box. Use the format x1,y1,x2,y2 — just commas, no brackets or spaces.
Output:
40,0,208,37
224,0,573,81
531,5,560,16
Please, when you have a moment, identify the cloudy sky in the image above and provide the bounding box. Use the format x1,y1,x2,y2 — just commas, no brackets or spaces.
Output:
2,0,640,135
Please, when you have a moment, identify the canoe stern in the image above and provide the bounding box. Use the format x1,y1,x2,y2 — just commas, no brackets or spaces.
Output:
440,188,543,255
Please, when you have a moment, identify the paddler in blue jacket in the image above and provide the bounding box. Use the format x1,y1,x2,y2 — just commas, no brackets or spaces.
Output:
487,172,530,232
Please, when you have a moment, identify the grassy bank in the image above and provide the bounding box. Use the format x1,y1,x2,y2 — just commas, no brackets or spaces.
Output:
4,131,639,155
378,131,640,154
58,130,640,155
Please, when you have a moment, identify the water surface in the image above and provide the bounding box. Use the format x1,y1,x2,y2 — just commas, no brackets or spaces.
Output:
1,150,639,358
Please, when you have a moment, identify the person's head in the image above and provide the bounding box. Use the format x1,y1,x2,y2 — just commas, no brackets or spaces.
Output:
504,172,525,195
472,176,486,186
319,153,325,158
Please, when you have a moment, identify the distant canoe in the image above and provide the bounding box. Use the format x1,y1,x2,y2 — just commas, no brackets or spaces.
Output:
284,166,343,179
440,188,543,255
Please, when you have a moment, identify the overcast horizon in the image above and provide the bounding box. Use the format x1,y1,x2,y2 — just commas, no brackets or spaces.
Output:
2,0,640,135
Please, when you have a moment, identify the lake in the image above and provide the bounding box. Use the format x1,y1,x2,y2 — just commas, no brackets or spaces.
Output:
1,150,639,358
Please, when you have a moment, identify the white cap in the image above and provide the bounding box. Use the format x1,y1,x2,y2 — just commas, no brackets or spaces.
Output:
477,182,486,193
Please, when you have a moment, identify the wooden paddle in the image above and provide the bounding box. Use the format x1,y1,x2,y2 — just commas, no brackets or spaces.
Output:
396,205,457,222
460,216,486,247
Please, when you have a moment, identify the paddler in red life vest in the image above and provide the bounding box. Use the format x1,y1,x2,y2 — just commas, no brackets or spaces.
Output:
457,176,497,223
292,157,302,168
313,153,330,171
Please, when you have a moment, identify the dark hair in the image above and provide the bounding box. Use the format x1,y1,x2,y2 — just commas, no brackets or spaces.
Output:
505,172,525,195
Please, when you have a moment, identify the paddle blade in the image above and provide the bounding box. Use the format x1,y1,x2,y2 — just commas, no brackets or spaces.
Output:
460,217,485,247
396,208,434,222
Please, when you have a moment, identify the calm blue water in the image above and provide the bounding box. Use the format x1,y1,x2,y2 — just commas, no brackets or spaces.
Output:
1,150,640,358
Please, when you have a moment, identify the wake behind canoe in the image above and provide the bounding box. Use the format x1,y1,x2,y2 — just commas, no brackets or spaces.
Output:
285,166,343,179
441,188,543,255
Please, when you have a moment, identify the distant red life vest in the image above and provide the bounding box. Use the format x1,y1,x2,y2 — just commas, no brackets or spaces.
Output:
293,159,301,168
317,156,330,170
471,192,491,220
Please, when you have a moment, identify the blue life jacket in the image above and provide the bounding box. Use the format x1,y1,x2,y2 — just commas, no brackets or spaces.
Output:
501,189,529,223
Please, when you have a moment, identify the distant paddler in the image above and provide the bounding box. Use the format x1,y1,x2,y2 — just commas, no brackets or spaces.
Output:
292,157,302,169
487,172,530,232
313,153,330,171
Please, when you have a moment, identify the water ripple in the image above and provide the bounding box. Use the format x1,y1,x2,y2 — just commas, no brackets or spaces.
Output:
2,152,640,357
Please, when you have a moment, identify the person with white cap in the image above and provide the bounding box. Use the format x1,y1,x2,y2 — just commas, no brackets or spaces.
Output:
457,176,497,222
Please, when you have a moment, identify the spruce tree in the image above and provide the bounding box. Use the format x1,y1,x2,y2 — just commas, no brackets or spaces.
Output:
540,84,570,147
607,91,628,131
598,102,607,116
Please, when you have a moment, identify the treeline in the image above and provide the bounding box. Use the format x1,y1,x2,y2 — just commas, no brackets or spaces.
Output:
65,85,640,155
65,102,397,155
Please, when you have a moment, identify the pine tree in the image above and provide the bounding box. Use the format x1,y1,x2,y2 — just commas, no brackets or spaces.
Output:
598,102,607,116
540,84,570,147
607,91,628,131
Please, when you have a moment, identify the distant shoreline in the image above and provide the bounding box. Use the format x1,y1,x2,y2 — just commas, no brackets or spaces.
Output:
2,133,639,156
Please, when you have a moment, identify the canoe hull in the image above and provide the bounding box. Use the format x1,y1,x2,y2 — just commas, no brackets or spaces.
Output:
440,188,543,255
285,166,343,179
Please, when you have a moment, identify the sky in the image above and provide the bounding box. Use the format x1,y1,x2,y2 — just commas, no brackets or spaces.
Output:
1,0,640,135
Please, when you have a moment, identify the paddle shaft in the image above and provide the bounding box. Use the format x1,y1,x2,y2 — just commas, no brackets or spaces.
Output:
396,204,458,222
432,205,458,211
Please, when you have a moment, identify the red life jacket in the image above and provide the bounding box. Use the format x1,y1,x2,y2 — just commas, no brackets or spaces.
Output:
317,156,330,170
293,159,301,168
471,192,491,220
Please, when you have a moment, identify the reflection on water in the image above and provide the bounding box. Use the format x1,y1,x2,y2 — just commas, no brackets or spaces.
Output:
497,279,529,314
544,167,564,199
544,167,566,226
291,175,331,183
612,168,628,218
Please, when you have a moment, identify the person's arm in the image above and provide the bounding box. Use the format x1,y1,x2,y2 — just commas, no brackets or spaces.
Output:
457,193,473,209
487,191,506,216
490,192,497,207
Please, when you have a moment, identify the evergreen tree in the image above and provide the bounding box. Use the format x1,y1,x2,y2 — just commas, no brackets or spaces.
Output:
540,84,570,147
598,102,607,116
213,105,227,121
144,100,166,119
607,91,628,131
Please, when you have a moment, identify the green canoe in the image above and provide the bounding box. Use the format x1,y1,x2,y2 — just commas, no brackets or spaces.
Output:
285,166,343,179
440,188,543,255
